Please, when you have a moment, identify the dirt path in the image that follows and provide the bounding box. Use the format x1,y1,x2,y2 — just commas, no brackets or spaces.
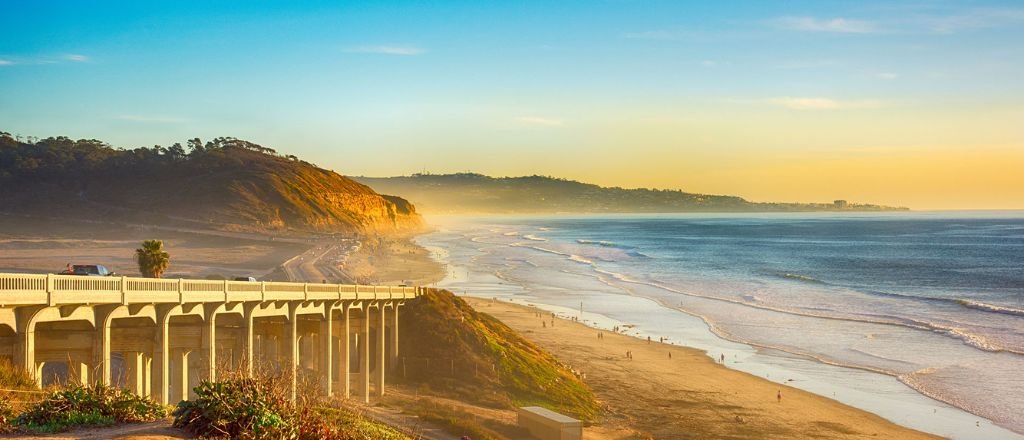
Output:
1,419,186,439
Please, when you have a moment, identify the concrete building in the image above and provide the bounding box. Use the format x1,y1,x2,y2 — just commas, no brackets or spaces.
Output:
0,272,418,404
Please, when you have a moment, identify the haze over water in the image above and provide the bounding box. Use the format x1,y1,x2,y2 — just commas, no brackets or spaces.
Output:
422,212,1024,436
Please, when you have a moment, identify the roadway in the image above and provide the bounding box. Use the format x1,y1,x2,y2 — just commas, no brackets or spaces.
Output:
280,239,358,284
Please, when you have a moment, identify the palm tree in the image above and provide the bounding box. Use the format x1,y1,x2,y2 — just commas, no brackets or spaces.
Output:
135,239,170,278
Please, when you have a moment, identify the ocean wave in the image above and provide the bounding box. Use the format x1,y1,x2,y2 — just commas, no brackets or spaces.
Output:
958,299,1024,317
569,255,594,265
780,272,825,284
594,270,1024,356
511,243,596,266
510,239,1024,357
576,239,651,258
523,234,548,242
503,231,520,236
577,239,629,248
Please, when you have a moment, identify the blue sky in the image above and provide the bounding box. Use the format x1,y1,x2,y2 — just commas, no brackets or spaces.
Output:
1,1,1022,208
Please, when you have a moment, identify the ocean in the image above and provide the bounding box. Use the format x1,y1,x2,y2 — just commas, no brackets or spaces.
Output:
418,212,1024,439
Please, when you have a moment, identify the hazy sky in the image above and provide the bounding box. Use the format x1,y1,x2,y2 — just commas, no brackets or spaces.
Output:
1,1,1022,209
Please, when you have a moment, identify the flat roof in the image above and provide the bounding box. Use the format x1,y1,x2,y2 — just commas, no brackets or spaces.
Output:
519,406,580,424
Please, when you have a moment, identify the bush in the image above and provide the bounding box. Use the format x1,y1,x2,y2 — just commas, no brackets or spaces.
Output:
16,383,165,433
173,376,292,439
0,359,39,433
173,376,408,439
0,399,17,434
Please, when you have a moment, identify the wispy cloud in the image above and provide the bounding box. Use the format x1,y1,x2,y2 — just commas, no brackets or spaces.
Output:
875,72,899,80
774,16,878,34
518,116,564,127
765,97,884,110
343,45,424,56
0,53,91,66
115,114,187,123
924,7,1024,33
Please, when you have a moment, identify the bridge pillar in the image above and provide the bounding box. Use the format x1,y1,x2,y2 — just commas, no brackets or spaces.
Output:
375,303,385,397
125,351,145,394
242,305,257,376
361,306,370,403
69,359,89,385
14,306,44,388
175,349,191,402
96,305,119,386
154,307,172,405
389,303,399,371
321,302,335,396
287,306,298,402
143,355,153,397
202,312,216,383
341,305,350,399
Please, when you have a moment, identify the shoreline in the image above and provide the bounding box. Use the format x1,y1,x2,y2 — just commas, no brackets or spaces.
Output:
414,226,1024,440
462,295,940,439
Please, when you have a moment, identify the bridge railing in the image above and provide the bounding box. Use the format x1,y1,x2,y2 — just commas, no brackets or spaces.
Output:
0,272,420,306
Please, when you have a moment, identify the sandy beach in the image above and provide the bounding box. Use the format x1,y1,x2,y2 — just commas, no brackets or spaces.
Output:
464,296,940,439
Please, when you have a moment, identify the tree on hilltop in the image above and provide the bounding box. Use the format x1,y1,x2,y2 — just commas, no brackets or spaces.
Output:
135,240,170,278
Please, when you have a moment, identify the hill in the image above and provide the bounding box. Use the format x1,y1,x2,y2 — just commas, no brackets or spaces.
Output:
397,289,599,421
355,173,908,214
0,133,423,234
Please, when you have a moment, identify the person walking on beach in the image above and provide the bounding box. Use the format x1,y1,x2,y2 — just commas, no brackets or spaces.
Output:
720,353,725,364
777,389,782,403
668,352,672,360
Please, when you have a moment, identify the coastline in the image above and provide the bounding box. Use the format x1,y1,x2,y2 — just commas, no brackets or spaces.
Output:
462,295,939,439
411,220,1024,440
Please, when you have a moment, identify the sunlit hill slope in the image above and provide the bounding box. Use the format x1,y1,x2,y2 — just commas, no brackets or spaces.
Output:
0,133,423,234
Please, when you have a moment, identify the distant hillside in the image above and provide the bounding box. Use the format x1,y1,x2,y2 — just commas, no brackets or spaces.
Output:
0,133,423,234
355,173,908,214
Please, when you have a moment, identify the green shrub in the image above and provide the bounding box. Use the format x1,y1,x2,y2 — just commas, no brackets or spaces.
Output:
173,376,408,439
173,377,292,439
16,383,165,433
0,399,17,433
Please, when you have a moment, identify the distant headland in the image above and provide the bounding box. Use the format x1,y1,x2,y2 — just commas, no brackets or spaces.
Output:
355,173,909,214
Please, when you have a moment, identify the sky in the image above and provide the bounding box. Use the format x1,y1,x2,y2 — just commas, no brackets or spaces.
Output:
1,1,1022,210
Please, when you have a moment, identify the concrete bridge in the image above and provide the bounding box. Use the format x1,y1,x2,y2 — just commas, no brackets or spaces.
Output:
0,272,420,405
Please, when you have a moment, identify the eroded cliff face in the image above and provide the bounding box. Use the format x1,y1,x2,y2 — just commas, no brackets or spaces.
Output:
185,149,426,234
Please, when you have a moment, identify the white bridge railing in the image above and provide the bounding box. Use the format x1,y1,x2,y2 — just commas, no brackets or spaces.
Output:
0,272,420,306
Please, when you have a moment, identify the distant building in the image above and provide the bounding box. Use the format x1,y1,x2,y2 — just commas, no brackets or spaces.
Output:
833,200,849,209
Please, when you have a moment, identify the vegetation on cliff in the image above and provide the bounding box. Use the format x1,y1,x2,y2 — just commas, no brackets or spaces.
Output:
0,132,422,234
356,173,909,214
173,375,406,440
397,289,599,421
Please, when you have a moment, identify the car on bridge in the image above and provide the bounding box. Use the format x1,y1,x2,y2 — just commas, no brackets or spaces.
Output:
60,264,115,276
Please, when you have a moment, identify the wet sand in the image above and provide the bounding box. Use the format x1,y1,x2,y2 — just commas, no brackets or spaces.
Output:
465,297,941,440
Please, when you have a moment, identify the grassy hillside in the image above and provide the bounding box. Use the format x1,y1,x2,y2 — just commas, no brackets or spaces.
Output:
0,133,422,234
356,173,908,214
397,289,599,421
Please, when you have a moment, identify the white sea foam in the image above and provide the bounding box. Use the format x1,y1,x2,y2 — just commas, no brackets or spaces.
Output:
959,299,1024,317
